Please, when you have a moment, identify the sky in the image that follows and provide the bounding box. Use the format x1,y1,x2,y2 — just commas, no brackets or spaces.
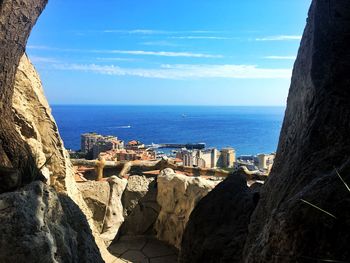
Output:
27,0,312,106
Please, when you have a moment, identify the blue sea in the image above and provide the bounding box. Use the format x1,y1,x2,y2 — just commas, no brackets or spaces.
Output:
51,105,285,156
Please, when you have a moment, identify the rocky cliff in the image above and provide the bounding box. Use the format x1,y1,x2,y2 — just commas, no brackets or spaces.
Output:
156,169,218,249
180,0,350,262
10,54,119,262
243,1,350,262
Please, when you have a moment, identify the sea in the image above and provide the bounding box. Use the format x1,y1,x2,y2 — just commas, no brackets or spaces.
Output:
51,105,285,156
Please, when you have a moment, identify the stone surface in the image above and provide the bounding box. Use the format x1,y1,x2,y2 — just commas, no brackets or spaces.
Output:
179,173,258,263
77,181,110,232
243,1,350,262
0,0,48,188
0,181,103,263
100,176,128,245
156,168,218,248
119,175,160,236
12,55,117,262
109,236,178,263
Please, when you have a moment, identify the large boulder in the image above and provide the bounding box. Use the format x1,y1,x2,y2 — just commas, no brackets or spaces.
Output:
0,181,103,263
100,176,128,245
156,169,218,249
179,173,258,263
119,175,160,236
77,181,110,232
243,1,350,262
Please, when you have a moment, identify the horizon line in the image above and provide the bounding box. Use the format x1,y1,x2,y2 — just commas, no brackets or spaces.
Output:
50,103,286,107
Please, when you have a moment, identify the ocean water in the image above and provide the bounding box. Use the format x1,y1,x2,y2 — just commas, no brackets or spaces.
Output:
51,105,285,156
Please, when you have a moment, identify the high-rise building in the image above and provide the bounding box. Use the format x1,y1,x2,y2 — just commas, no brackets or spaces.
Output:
257,153,276,171
81,133,102,154
81,133,124,159
220,148,236,168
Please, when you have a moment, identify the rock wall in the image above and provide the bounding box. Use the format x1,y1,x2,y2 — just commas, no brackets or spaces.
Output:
100,176,128,245
10,54,117,262
119,175,160,236
156,169,218,249
179,173,258,263
0,181,103,263
243,1,350,262
178,1,350,262
0,0,48,188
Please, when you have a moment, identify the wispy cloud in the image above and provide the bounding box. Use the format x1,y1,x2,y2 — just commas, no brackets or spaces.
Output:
103,29,167,34
169,36,235,40
255,35,302,41
53,63,292,80
96,57,139,62
26,45,221,58
29,55,60,63
102,29,226,35
264,56,296,60
140,41,180,47
100,50,222,58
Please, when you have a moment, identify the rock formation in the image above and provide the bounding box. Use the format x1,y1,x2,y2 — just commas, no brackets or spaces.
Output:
180,1,350,262
243,1,350,262
179,173,258,263
11,54,117,262
77,181,110,232
0,0,48,190
0,181,103,263
100,176,128,245
119,175,160,236
156,168,218,249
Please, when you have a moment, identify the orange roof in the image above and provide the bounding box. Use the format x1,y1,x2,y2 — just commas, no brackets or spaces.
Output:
128,140,138,145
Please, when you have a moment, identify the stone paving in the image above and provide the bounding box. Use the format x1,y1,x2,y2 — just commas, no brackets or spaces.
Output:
108,236,178,263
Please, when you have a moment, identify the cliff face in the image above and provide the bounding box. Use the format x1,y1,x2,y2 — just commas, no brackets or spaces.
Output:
0,0,48,188
244,1,350,261
0,181,103,263
181,1,350,262
156,169,218,249
11,54,117,262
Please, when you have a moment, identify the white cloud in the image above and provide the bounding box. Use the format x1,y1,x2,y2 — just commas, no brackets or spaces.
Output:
96,57,139,62
29,55,60,63
255,35,302,41
140,41,180,47
100,50,222,58
169,36,235,40
102,29,226,35
264,56,296,60
103,29,167,34
53,63,292,80
26,45,221,58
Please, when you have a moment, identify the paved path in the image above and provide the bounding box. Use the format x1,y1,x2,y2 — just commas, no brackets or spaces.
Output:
108,236,178,263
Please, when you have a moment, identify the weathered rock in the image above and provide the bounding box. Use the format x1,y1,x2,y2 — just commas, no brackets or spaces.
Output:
100,176,128,245
119,175,160,236
122,175,153,216
13,54,71,191
77,181,110,232
243,1,350,262
156,169,218,249
12,55,117,262
0,181,103,263
179,173,258,263
0,0,48,189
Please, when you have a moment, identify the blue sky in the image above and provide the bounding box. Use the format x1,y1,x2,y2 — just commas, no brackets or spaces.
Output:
27,0,311,105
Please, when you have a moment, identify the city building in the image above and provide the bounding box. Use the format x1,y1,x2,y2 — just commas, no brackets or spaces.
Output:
176,148,232,169
100,148,156,162
126,140,145,150
81,133,124,159
220,148,236,168
257,153,276,171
